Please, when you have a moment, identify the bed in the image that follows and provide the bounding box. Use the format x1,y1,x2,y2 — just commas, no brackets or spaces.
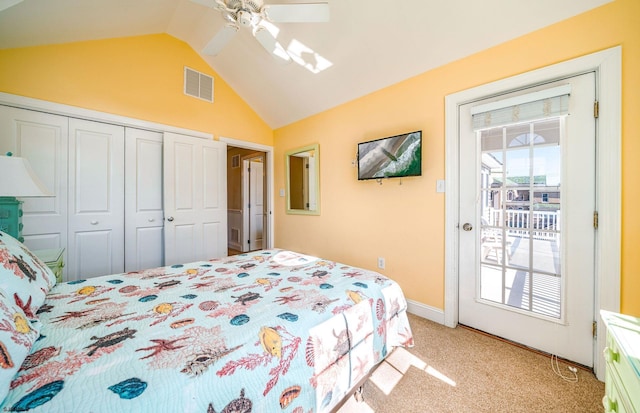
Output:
0,231,413,412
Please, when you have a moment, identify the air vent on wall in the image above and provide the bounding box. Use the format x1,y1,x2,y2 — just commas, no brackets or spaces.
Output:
231,228,240,243
184,67,214,102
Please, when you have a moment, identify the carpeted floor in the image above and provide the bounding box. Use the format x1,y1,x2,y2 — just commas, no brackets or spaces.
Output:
338,313,604,412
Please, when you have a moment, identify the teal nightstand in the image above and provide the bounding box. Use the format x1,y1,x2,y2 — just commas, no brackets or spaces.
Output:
0,197,24,242
33,248,65,284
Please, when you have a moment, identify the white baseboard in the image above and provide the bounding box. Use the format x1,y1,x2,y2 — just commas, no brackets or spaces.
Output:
406,299,446,325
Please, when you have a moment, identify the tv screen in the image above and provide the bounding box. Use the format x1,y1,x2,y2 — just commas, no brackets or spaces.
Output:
357,130,422,180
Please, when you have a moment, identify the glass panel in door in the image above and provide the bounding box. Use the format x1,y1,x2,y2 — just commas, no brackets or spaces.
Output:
479,118,562,319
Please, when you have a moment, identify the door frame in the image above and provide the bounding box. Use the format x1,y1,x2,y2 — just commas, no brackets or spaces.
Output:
444,46,621,380
221,137,274,250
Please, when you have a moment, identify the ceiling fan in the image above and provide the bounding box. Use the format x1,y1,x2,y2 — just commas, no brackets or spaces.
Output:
0,0,23,13
192,0,329,62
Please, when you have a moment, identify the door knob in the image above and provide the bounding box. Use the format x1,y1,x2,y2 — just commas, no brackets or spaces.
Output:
462,223,473,231
167,217,174,222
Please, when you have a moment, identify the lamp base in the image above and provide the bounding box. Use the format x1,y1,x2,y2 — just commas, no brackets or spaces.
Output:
0,196,23,242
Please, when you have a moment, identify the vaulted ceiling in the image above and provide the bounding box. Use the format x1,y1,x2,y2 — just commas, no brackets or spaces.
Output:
0,0,611,128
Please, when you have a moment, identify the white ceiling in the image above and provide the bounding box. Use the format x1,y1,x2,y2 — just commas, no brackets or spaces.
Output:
0,0,611,128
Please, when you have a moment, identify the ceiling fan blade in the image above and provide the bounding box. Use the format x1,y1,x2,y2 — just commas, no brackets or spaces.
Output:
202,25,239,56
254,27,291,63
264,3,330,23
0,0,23,13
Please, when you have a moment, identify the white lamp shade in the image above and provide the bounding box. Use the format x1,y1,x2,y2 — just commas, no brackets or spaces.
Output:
0,155,52,197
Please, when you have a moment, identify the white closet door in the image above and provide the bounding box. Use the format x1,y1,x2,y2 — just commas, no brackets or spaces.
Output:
67,118,125,280
0,106,68,252
164,133,227,265
124,128,164,272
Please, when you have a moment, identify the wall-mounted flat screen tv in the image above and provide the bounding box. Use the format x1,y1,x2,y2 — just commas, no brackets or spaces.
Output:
357,130,422,180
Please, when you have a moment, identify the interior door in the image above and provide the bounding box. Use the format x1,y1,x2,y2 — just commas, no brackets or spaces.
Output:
0,106,68,252
67,118,125,280
242,158,264,252
124,128,164,272
163,132,227,265
458,73,596,366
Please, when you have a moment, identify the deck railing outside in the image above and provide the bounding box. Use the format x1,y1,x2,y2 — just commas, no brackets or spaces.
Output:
484,209,560,241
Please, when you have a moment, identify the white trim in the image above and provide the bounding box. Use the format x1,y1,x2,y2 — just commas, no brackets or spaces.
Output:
406,299,445,325
220,136,275,250
444,46,621,381
0,92,212,139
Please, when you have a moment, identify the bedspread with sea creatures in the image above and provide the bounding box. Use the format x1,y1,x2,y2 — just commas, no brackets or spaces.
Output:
0,249,413,412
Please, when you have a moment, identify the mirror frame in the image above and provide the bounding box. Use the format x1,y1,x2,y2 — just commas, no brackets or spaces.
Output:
285,143,320,215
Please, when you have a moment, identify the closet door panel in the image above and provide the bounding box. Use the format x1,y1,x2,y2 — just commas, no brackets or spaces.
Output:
0,106,68,252
67,118,124,280
124,128,164,272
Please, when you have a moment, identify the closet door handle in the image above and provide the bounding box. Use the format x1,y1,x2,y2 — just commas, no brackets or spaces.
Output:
167,217,174,222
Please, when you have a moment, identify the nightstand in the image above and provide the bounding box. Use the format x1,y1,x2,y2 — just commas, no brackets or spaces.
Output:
601,310,640,413
33,248,65,284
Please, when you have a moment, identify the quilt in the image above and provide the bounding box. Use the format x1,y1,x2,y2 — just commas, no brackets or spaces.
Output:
0,249,413,412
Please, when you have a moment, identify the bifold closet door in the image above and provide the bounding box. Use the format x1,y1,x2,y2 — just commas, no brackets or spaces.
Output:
0,106,69,252
67,118,125,280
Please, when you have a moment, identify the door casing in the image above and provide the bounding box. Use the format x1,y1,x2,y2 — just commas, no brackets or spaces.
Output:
221,136,274,251
444,47,621,380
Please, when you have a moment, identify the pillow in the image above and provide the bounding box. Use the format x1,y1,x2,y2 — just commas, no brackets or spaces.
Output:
0,290,40,403
0,231,56,319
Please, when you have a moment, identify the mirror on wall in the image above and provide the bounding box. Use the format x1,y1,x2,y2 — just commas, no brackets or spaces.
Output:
285,143,320,215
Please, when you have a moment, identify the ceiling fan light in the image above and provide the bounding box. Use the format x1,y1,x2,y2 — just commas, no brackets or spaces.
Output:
237,10,253,27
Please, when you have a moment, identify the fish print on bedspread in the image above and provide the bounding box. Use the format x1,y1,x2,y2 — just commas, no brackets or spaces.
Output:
0,249,413,413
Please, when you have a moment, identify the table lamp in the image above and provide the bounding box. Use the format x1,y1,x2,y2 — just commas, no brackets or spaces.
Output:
0,152,52,242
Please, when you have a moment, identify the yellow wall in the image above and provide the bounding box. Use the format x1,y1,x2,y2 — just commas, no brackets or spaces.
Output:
274,0,640,316
0,34,272,146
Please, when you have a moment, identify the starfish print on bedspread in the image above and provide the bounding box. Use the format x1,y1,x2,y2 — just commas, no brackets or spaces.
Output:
273,294,301,305
136,325,230,370
136,338,188,360
13,293,35,319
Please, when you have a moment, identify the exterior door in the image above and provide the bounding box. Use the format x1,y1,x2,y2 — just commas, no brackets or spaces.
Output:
163,132,227,265
124,128,164,272
459,73,596,366
0,106,68,252
67,118,125,280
